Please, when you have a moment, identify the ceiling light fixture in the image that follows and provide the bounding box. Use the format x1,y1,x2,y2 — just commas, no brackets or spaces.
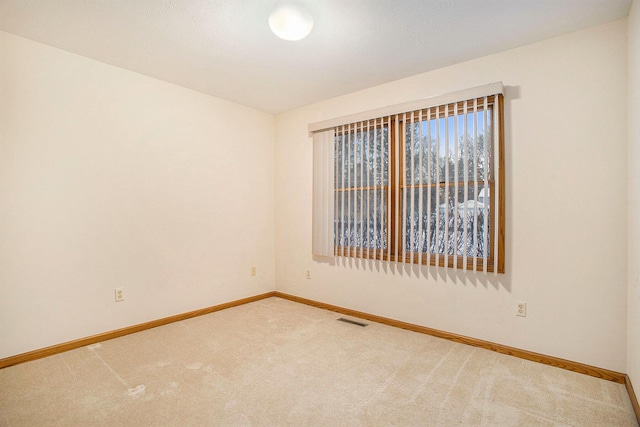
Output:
268,1,314,41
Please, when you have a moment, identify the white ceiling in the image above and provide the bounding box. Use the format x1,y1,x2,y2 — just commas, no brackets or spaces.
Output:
0,0,632,114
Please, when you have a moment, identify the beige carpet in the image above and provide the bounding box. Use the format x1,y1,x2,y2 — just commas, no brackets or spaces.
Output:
0,297,637,426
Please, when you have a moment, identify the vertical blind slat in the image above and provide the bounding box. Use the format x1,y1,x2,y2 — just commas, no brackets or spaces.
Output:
417,110,424,266
347,123,352,255
462,100,468,270
372,120,378,261
412,112,417,262
335,126,339,254
325,130,332,254
445,104,450,265
482,96,489,272
493,96,501,274
358,121,364,258
385,116,390,261
435,105,441,269
426,107,432,268
453,102,459,269
401,113,407,263
472,98,479,271
341,125,346,256
365,119,371,259
394,115,400,262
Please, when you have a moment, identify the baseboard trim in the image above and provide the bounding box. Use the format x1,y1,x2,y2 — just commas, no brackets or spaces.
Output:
0,291,277,369
625,375,640,425
1,289,632,390
273,291,627,384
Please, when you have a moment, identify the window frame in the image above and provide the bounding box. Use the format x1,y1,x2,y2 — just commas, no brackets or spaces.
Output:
312,84,505,274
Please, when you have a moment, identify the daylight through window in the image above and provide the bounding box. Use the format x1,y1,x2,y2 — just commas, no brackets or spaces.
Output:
311,83,505,273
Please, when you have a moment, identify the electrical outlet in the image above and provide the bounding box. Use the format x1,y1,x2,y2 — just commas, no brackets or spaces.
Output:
306,270,311,279
251,267,256,276
115,288,124,302
516,301,527,317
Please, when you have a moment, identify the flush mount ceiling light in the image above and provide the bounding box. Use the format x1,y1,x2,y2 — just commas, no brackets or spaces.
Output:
268,1,314,41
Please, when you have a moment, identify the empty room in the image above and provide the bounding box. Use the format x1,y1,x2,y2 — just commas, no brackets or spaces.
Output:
1,0,640,425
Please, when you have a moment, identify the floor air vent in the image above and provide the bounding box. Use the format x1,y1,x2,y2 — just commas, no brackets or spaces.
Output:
337,317,368,327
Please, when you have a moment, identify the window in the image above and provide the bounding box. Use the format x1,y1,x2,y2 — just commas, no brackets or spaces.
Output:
312,83,505,273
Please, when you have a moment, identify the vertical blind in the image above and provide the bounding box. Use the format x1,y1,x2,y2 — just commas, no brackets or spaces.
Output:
312,129,335,257
311,83,505,273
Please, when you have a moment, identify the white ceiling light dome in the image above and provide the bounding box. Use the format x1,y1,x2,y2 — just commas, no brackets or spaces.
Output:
268,1,314,41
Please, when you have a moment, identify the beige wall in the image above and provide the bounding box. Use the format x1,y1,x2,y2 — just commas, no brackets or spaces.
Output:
275,20,628,371
628,0,640,386
0,32,276,359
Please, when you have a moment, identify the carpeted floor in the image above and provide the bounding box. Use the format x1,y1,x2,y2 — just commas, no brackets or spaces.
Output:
0,297,637,426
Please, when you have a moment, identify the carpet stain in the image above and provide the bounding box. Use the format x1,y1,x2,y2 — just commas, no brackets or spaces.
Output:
127,384,146,397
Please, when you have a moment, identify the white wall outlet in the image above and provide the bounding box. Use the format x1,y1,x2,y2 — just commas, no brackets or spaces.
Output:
516,301,527,317
306,270,311,279
115,287,124,302
251,267,256,276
